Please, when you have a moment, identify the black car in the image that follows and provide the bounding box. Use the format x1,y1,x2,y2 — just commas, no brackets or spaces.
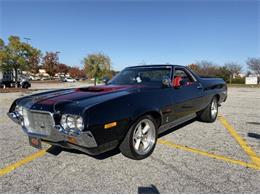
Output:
8,65,227,160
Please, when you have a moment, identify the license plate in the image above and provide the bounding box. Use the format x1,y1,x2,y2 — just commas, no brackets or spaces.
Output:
28,136,42,149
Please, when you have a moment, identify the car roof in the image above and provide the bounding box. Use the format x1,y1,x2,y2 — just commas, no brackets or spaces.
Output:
125,64,185,69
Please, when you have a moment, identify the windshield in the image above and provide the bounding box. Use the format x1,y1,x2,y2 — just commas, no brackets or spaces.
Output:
109,67,172,85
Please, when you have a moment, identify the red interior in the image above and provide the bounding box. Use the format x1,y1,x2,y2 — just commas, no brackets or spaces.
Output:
173,76,182,87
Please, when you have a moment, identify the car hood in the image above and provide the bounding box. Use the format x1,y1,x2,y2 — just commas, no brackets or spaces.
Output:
16,85,143,113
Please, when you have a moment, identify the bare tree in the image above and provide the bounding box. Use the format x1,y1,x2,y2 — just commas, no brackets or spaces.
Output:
187,63,202,75
224,62,242,84
247,57,260,75
195,60,219,76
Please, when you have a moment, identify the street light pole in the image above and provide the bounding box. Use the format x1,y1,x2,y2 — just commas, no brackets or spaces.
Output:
24,37,31,44
56,51,61,61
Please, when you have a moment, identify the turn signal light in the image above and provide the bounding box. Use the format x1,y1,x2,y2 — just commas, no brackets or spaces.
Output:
67,136,77,144
104,122,117,129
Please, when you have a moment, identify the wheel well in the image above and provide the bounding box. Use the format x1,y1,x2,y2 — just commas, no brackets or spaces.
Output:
144,111,162,128
215,94,220,103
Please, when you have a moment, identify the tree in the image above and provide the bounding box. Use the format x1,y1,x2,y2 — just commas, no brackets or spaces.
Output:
68,67,85,78
187,64,202,75
247,57,260,75
196,60,219,77
83,53,111,85
215,66,230,82
188,61,219,77
0,36,41,83
246,70,252,77
224,62,242,84
104,70,118,79
27,47,42,74
56,63,70,74
0,36,33,83
0,39,4,50
42,52,59,76
0,38,9,70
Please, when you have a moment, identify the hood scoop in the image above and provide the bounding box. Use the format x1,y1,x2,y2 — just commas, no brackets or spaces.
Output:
78,87,104,92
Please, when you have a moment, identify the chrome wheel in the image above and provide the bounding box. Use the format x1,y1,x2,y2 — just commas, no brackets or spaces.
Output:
211,98,218,119
132,119,156,155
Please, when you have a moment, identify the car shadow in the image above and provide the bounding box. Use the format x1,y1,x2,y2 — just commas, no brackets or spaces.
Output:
248,133,260,140
138,184,160,194
46,145,121,160
158,118,196,138
246,122,260,125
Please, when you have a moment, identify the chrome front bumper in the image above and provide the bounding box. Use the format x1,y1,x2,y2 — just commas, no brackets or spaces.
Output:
7,109,98,148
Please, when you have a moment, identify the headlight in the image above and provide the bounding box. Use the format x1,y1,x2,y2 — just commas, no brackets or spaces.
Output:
67,116,76,129
15,105,23,116
60,114,84,132
76,117,84,130
60,115,68,129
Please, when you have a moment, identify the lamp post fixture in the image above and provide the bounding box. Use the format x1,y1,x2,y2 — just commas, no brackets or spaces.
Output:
24,37,31,44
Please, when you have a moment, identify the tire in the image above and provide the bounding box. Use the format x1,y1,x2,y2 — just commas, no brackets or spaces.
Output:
22,82,30,89
197,96,218,123
23,84,29,89
119,115,158,160
0,84,6,89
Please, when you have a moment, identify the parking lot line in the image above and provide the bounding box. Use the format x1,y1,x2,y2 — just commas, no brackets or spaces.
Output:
158,139,260,170
2,115,259,177
218,115,260,167
0,149,47,177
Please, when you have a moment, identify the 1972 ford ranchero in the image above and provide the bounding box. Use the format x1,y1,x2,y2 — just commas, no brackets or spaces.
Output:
8,65,227,160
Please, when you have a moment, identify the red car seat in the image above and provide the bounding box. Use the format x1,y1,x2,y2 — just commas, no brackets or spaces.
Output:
173,76,182,87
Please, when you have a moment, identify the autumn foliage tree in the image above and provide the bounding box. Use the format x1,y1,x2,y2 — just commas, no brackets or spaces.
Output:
56,63,70,74
187,64,202,75
42,52,59,76
68,67,85,78
28,47,42,74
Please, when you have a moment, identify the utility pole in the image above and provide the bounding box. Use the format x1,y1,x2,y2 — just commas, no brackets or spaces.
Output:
24,37,31,44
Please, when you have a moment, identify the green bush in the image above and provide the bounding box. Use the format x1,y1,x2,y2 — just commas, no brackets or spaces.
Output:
230,77,245,84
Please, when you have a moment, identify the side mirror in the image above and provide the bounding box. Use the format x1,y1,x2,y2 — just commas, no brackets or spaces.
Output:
103,77,109,85
162,78,172,88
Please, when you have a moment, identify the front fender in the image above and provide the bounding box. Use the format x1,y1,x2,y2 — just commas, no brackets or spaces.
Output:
85,89,169,145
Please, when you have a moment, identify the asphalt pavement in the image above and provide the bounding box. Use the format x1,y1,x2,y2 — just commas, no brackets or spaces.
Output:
0,84,260,193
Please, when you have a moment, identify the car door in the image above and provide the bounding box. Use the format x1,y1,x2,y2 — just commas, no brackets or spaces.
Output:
170,67,204,120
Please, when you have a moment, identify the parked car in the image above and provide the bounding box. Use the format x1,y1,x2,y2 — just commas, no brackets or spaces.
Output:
0,70,31,89
63,77,76,82
19,77,31,89
8,65,227,160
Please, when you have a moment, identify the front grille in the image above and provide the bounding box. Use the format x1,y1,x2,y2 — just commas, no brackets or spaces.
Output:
23,110,54,136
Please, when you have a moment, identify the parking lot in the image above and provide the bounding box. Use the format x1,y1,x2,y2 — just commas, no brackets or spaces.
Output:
0,84,260,193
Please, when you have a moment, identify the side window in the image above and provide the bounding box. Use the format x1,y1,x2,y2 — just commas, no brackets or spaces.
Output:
173,68,195,87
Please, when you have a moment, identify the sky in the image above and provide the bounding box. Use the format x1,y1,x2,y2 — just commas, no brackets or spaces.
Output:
0,0,259,71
